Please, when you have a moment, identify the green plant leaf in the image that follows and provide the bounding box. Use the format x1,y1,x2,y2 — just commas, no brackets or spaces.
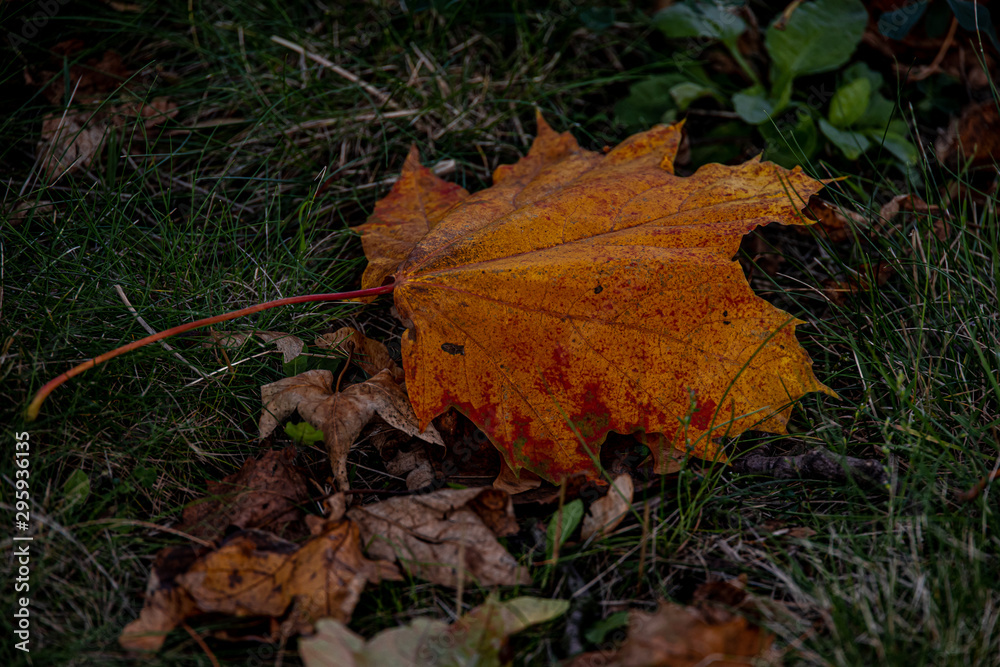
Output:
829,78,871,128
62,469,90,510
766,0,867,89
614,75,685,130
688,121,746,165
843,62,884,91
654,1,746,47
669,81,719,111
546,499,584,559
284,421,326,445
733,86,777,124
867,121,919,165
585,611,629,645
761,109,819,168
877,1,928,40
946,0,1000,52
820,118,871,160
855,92,896,129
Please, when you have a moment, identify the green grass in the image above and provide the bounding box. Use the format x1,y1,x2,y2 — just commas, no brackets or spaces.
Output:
2,2,999,666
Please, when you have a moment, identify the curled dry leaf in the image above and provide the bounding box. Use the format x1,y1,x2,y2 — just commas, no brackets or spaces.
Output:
580,473,634,541
357,114,834,485
567,577,773,667
29,47,178,181
207,330,305,363
259,369,443,491
878,193,938,220
119,521,400,653
346,486,529,588
179,447,310,541
799,196,866,243
299,595,568,667
823,261,895,306
119,546,201,653
936,100,1000,167
315,326,404,382
493,457,542,495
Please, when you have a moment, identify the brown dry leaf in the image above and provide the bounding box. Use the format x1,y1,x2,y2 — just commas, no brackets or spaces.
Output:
179,447,310,541
800,196,866,242
878,193,938,220
493,457,542,494
357,114,834,484
207,330,305,363
28,47,132,105
823,261,896,305
120,521,400,653
346,487,529,587
383,444,436,490
299,596,568,667
120,546,201,653
567,577,773,667
315,326,404,382
28,48,177,181
37,96,177,181
580,473,634,541
632,432,684,475
259,369,443,491
936,100,1000,167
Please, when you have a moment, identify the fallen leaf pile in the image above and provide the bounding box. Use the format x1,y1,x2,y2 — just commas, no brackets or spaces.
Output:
25,41,177,181
358,113,834,484
120,118,842,660
120,519,400,652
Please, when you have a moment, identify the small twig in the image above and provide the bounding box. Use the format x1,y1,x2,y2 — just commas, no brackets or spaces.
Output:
909,18,958,82
182,623,220,667
732,446,888,488
270,36,397,108
115,285,209,379
773,0,804,30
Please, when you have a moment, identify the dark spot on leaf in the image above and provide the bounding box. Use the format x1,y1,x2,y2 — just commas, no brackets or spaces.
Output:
594,284,604,294
779,345,785,349
723,320,731,325
441,343,465,356
723,310,728,317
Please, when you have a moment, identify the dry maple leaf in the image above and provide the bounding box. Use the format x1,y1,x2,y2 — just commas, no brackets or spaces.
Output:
315,326,404,382
580,472,634,541
260,368,443,491
120,520,400,652
357,114,835,484
345,486,529,588
27,47,177,181
179,446,310,541
567,577,773,667
299,595,568,667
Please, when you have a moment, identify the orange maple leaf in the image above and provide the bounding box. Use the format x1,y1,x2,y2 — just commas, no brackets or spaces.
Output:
357,114,835,484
